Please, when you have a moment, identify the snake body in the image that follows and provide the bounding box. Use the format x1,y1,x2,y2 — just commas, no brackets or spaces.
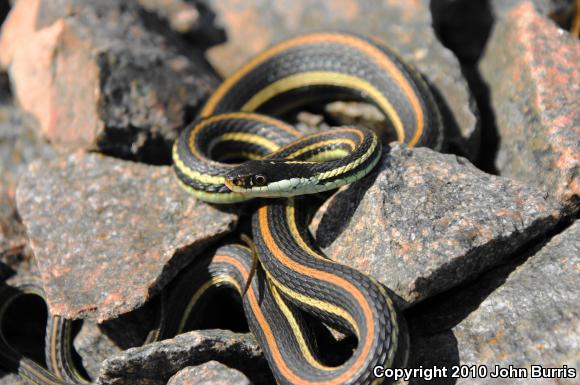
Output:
173,32,443,385
0,276,80,385
0,32,443,385
175,32,442,203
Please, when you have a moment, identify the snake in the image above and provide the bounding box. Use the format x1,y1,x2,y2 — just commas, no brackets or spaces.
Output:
0,275,86,385
172,32,443,385
0,32,443,385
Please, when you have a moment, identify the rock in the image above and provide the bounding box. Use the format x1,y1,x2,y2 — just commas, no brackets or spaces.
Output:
0,72,9,105
0,371,20,385
324,101,393,140
0,104,56,200
0,189,32,274
0,185,24,257
0,103,54,273
167,361,251,385
0,0,219,163
489,0,574,21
204,0,479,160
294,111,328,135
411,221,580,385
430,0,574,63
137,0,200,34
96,329,271,385
136,0,226,48
479,3,579,212
73,292,165,381
16,152,237,321
311,143,563,307
73,322,123,380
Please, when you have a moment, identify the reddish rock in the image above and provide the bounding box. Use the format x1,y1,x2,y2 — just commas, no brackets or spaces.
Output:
0,0,218,162
16,152,237,321
167,362,251,385
311,143,563,307
480,2,579,212
206,0,479,159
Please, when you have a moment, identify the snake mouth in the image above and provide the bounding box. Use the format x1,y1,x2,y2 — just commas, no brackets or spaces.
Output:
223,178,236,191
224,175,254,192
223,178,268,194
224,176,317,197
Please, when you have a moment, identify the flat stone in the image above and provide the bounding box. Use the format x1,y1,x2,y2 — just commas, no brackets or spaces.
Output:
411,221,580,385
167,361,251,385
206,0,479,160
479,3,579,212
311,143,563,307
96,330,270,385
0,0,218,162
16,152,237,321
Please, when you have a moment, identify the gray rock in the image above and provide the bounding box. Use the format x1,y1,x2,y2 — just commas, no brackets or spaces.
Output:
16,152,237,321
0,104,56,199
73,322,123,380
0,371,21,385
411,221,580,385
0,104,53,273
0,189,28,273
135,0,225,48
96,330,270,385
489,0,573,20
167,361,251,385
311,143,563,307
0,188,26,260
324,101,395,141
479,3,579,212
137,0,201,34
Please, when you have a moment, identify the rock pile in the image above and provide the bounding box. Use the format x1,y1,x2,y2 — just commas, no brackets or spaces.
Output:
0,0,578,384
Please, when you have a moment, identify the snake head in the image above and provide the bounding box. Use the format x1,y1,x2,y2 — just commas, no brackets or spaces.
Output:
224,160,313,197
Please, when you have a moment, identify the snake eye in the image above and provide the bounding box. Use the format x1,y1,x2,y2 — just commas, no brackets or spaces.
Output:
252,174,267,186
